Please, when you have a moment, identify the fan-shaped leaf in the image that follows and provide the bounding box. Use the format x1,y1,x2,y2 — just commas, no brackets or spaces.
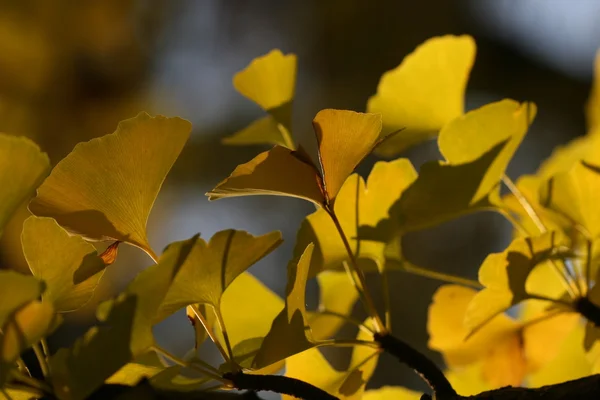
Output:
29,113,192,261
223,115,292,148
0,134,49,236
368,35,475,156
22,216,107,312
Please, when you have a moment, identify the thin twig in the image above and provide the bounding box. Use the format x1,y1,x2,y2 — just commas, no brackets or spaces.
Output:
388,259,482,289
32,343,49,378
313,339,379,349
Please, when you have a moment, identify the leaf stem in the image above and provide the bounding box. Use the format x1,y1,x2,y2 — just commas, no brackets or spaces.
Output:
190,304,231,365
585,240,593,295
313,339,380,349
16,358,31,377
214,309,236,368
3,383,44,399
224,371,339,400
325,207,386,334
381,266,392,331
151,345,224,382
10,369,52,394
32,343,49,378
387,259,482,289
526,293,574,308
313,310,375,335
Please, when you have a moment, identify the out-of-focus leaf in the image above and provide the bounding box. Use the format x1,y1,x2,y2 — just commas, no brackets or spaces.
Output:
428,285,526,387
149,365,212,392
308,271,359,341
29,113,192,261
0,300,56,386
223,115,292,148
439,100,536,199
106,363,162,386
0,134,49,236
466,233,563,331
156,230,282,322
368,35,476,156
49,236,198,400
313,109,382,203
363,386,420,400
0,271,44,328
22,216,107,312
588,51,600,133
253,244,314,369
295,159,417,276
207,146,325,206
540,161,600,238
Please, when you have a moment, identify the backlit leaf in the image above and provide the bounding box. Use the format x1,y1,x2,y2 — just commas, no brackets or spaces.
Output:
295,159,417,276
465,233,562,331
0,388,37,400
0,134,49,236
588,51,600,133
313,109,382,203
368,35,475,156
29,113,192,261
207,145,325,206
49,236,198,400
223,115,292,148
156,230,282,322
105,362,162,386
186,304,216,350
22,216,107,312
253,244,314,369
540,161,600,238
439,100,536,200
0,271,44,328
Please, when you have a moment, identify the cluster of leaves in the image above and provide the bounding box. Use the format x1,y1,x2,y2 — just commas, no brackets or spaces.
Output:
1,34,600,400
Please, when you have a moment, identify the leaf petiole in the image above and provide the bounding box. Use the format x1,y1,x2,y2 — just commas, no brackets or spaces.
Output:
151,345,225,382
31,343,49,378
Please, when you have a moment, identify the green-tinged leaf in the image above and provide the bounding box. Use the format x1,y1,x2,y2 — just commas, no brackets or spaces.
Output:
0,271,44,328
313,109,382,203
439,100,536,199
540,161,600,237
0,134,49,236
223,115,293,148
22,216,107,312
295,159,416,276
308,271,359,341
588,51,600,133
156,230,282,322
106,363,163,386
465,233,563,332
0,388,38,400
49,236,198,400
207,145,325,206
253,244,314,369
150,366,212,392
29,113,192,261
368,35,476,156
0,300,56,386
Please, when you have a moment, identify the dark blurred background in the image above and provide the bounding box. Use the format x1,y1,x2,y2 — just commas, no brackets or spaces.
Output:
1,0,599,397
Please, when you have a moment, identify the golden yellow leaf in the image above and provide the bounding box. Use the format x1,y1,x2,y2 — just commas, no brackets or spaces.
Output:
223,115,293,148
445,364,490,396
207,145,325,206
0,271,44,328
22,216,107,312
29,113,192,261
313,109,382,203
0,134,49,236
363,386,421,400
588,51,600,133
368,35,476,156
106,363,162,386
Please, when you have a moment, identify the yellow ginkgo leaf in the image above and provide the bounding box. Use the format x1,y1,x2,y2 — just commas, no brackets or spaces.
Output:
295,159,417,276
363,386,421,400
29,112,192,261
308,271,359,341
465,232,561,331
207,145,325,206
0,134,49,236
106,362,162,386
368,35,476,156
313,109,382,203
428,285,526,387
587,51,600,133
0,270,44,329
22,216,107,312
439,100,536,200
223,115,293,148
155,229,282,322
540,161,600,238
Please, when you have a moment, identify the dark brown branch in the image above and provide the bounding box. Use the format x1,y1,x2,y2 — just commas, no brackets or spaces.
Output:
374,332,456,398
575,297,600,327
224,371,338,400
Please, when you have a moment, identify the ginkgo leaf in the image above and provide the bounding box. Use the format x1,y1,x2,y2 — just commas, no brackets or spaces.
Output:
368,35,476,156
207,145,325,206
428,285,526,387
587,51,600,133
0,388,37,400
294,159,417,276
29,113,192,261
155,230,282,322
0,134,49,236
253,244,314,369
363,386,421,400
439,100,536,200
465,233,562,331
540,161,600,238
0,300,57,386
49,235,198,400
106,363,162,386
149,366,212,392
22,216,107,312
223,115,293,148
308,271,359,341
313,109,382,203
0,270,44,328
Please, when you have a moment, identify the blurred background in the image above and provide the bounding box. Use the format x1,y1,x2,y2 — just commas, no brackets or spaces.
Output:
1,0,599,396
